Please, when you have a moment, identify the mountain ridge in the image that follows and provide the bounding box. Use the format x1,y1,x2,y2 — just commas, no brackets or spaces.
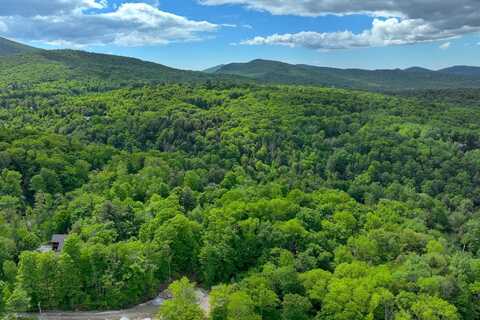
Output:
438,65,480,76
0,36,41,56
204,59,480,74
2,37,480,91
205,59,480,91
0,38,249,89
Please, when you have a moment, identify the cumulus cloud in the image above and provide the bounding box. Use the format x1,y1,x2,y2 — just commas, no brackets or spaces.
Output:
240,18,468,50
0,0,106,17
199,0,402,17
439,42,451,50
0,21,7,33
201,0,480,50
199,0,480,24
0,1,219,47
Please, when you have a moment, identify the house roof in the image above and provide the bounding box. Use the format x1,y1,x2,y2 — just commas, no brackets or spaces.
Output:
51,234,67,251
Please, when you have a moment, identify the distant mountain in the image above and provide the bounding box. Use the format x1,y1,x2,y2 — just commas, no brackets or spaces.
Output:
32,49,217,83
208,59,480,91
0,39,246,90
203,64,226,73
439,66,480,77
2,36,480,92
404,67,432,73
0,37,40,56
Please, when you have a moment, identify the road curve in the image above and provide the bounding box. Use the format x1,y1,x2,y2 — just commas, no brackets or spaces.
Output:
18,289,209,320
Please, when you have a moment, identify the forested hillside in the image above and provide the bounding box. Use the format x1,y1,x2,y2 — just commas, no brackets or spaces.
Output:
1,78,480,320
439,66,480,77
209,59,480,91
393,88,480,108
2,36,480,93
0,40,245,93
0,37,39,57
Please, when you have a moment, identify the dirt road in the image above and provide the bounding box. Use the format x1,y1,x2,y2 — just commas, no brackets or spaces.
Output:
18,289,209,320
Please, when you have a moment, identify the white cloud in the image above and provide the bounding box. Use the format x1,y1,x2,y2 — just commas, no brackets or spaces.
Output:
0,1,219,47
202,0,480,50
241,18,466,50
199,0,480,24
439,42,451,50
0,0,106,17
38,39,88,49
199,0,401,17
0,21,7,33
219,23,254,29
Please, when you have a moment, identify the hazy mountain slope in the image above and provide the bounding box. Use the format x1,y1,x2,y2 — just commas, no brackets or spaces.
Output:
439,66,480,77
203,64,226,73
210,59,480,91
403,67,433,73
2,35,479,92
0,48,246,91
0,37,250,91
33,49,215,83
0,36,40,56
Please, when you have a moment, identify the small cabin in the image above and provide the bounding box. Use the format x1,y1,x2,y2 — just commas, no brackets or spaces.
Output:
37,234,67,253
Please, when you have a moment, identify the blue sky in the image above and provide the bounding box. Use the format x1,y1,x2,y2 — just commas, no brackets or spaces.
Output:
1,0,480,70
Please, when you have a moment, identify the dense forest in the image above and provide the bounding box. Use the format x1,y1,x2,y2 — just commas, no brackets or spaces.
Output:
1,73,480,320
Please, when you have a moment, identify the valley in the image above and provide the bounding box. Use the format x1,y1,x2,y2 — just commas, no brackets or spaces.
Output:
0,36,480,320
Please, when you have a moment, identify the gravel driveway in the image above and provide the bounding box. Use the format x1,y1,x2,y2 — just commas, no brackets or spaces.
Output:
18,289,209,320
